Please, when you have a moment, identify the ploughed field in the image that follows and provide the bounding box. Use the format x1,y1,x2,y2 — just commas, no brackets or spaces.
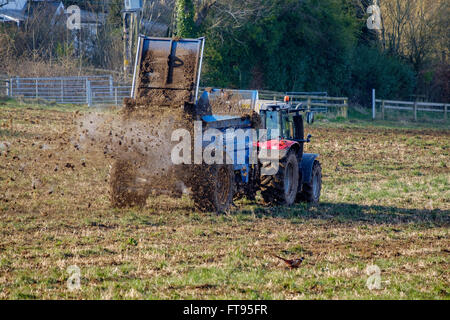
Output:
0,101,448,299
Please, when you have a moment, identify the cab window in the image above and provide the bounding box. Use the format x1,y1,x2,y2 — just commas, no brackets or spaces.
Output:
264,110,279,140
282,113,295,140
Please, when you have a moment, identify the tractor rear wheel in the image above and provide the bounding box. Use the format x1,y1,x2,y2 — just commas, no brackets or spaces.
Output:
260,151,299,206
298,160,322,203
110,160,150,208
191,163,235,214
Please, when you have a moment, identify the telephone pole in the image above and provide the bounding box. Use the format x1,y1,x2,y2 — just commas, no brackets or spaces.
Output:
122,1,142,78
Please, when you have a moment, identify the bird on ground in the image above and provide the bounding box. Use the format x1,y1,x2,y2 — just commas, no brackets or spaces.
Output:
273,255,305,269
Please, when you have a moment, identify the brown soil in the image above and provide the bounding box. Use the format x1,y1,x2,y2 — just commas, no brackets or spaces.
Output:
205,89,262,128
208,89,254,116
136,48,198,106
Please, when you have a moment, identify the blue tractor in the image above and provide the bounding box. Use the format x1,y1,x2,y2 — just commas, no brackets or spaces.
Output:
191,96,322,213
111,36,322,213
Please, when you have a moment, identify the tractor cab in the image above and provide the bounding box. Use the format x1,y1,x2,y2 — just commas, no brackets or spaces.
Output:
257,99,321,206
259,101,314,143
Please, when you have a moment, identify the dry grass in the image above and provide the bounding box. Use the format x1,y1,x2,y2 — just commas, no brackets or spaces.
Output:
0,99,449,300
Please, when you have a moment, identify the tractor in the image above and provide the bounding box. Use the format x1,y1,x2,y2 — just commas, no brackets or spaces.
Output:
110,35,322,213
258,101,322,206
191,96,323,213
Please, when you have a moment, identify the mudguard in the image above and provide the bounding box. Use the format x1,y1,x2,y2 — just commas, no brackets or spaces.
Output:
300,153,319,184
258,140,301,161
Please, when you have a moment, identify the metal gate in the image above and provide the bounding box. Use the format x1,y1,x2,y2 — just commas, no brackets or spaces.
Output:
7,76,132,106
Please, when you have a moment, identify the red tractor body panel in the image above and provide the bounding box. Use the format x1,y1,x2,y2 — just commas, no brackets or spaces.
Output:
257,139,298,150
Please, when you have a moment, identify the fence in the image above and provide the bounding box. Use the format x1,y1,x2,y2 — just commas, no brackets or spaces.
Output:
6,76,132,107
3,76,349,116
289,95,348,117
0,78,9,96
259,91,328,100
286,91,328,97
258,91,348,117
375,99,448,121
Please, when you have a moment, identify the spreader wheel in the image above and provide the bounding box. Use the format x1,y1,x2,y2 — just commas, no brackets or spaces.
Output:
191,163,235,214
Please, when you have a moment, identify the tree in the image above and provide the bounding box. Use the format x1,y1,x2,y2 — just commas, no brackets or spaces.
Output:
380,0,449,100
107,0,123,28
382,0,413,56
200,0,416,105
175,0,196,37
204,0,358,91
351,0,386,47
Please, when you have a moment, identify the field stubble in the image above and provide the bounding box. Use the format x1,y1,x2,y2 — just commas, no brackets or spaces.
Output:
0,102,448,299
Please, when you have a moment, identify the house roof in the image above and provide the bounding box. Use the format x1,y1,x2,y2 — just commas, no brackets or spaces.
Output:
0,1,105,25
0,1,63,23
0,9,27,23
0,0,27,11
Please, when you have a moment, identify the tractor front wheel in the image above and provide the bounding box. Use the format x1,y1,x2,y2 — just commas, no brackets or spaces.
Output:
298,160,322,203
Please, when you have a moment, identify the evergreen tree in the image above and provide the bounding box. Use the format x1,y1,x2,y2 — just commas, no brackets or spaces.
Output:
175,0,196,38
107,0,123,28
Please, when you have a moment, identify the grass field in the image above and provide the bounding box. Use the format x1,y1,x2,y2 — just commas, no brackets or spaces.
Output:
0,98,449,300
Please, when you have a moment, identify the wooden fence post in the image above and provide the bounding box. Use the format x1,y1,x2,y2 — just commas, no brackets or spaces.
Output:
61,80,64,104
343,99,348,118
86,80,92,107
307,97,311,111
381,100,385,120
413,101,417,121
445,104,448,121
109,75,114,97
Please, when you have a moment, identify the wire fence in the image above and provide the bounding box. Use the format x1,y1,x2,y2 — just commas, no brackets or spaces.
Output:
3,76,348,118
258,90,348,117
5,76,132,107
